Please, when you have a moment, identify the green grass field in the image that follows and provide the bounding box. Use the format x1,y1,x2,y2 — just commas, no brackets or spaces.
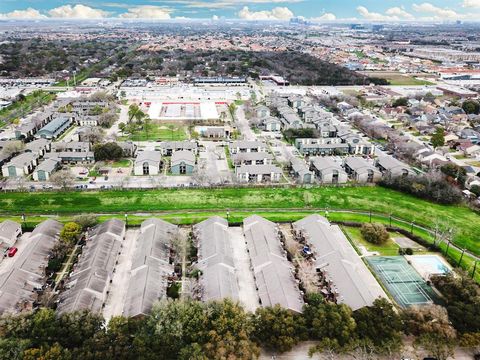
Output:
0,186,479,256
121,123,188,141
109,159,131,168
343,226,401,256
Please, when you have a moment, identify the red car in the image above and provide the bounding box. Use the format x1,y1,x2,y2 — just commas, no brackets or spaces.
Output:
7,247,18,257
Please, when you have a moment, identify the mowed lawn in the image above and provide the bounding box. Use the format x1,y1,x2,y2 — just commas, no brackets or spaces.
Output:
123,123,188,141
0,186,479,254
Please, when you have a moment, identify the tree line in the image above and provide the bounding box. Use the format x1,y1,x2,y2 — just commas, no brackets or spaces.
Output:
0,271,479,360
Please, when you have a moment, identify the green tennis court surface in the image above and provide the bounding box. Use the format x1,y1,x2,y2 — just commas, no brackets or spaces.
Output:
366,256,438,308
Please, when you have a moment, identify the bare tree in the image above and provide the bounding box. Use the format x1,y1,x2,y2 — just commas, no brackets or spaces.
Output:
50,169,75,190
0,140,24,157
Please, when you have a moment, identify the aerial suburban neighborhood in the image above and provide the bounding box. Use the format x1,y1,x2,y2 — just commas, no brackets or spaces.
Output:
0,4,480,359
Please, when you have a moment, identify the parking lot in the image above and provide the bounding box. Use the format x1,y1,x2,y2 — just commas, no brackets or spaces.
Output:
0,232,31,273
103,229,139,321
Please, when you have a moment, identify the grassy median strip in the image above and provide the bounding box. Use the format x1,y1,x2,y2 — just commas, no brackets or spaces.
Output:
0,186,479,255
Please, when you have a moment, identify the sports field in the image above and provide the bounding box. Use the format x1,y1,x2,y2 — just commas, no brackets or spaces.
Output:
367,256,439,308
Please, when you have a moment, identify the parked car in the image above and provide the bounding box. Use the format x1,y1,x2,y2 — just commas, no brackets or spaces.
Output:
7,247,18,257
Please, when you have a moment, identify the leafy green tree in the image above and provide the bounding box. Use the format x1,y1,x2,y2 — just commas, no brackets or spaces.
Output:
462,100,480,115
72,215,98,230
361,223,389,245
304,302,356,346
23,343,72,360
403,305,457,360
431,273,480,334
0,338,31,360
60,222,82,244
353,298,403,352
93,142,124,161
202,300,259,360
252,305,306,353
146,299,207,357
56,311,103,349
431,127,445,149
392,97,408,107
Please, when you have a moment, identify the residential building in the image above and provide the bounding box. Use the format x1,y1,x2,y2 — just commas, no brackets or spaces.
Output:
123,219,176,318
293,215,386,310
236,164,282,183
33,158,61,181
310,157,348,184
0,220,22,248
229,141,267,154
243,216,304,313
0,220,62,314
344,157,381,183
1,152,38,177
290,158,314,184
51,141,90,153
376,156,415,177
231,152,273,167
57,219,125,315
52,151,95,165
160,141,198,156
35,116,73,140
134,151,162,176
193,217,239,302
25,138,51,157
171,150,196,175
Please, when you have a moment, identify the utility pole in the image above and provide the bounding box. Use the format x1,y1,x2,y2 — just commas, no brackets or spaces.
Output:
458,248,466,267
472,261,478,279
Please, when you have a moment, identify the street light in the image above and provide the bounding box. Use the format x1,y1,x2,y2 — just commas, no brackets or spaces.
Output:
21,213,26,229
410,221,415,234
226,209,230,222
124,213,128,227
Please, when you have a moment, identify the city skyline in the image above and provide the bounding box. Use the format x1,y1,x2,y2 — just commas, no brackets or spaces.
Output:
1,0,480,22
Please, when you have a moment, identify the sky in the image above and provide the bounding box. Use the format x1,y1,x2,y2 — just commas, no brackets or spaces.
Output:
0,0,480,22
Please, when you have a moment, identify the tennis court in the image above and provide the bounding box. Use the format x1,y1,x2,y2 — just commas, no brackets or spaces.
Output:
366,256,438,308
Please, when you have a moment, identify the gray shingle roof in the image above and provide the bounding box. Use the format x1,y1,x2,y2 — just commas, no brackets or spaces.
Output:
194,217,239,302
243,215,304,313
57,219,125,315
293,215,386,310
123,219,177,317
0,220,62,314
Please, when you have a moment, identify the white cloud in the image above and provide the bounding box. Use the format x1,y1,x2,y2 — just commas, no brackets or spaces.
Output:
48,5,108,19
312,13,336,21
462,0,480,8
0,8,47,19
357,6,414,21
238,6,294,20
119,6,172,19
412,3,460,19
385,7,414,20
